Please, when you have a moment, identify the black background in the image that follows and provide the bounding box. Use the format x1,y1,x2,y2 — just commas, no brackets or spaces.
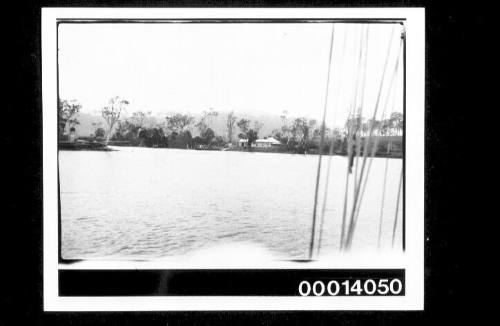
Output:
3,0,477,324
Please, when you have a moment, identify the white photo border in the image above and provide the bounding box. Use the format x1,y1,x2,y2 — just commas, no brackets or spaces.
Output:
42,7,425,311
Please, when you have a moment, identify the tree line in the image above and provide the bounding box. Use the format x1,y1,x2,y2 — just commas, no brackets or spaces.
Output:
58,97,403,154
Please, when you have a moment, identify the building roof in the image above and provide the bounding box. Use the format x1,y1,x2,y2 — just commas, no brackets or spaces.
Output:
255,137,280,144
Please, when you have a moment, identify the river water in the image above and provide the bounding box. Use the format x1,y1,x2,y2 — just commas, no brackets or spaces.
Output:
60,147,403,260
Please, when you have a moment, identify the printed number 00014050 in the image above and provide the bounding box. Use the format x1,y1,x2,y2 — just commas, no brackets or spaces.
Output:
298,279,403,296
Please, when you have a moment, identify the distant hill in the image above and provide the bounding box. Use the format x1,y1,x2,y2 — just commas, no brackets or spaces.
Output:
72,113,105,137
186,112,284,138
73,111,289,139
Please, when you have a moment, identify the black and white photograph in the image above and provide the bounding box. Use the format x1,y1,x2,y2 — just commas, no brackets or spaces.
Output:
59,20,404,261
41,8,425,311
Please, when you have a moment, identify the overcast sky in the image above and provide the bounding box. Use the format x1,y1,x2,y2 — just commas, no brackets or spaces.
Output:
58,22,403,127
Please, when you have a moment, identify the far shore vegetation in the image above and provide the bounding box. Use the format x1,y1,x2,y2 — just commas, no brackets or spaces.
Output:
58,97,403,157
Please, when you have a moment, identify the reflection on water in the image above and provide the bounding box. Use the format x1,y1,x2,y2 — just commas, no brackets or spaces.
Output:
60,147,402,260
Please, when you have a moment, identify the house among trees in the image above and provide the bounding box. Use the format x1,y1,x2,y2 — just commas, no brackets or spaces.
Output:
254,137,281,148
238,138,249,148
238,136,282,148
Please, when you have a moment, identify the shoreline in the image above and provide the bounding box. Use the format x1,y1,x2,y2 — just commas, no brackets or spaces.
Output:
59,143,402,158
58,142,115,151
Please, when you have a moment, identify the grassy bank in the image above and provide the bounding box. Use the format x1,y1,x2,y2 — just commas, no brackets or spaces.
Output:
58,141,114,151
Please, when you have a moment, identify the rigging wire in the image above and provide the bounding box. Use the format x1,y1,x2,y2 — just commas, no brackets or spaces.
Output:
353,26,369,200
353,25,370,194
344,25,398,250
340,25,365,250
347,36,403,247
378,158,389,249
309,24,335,260
378,46,403,249
349,25,370,248
316,129,334,256
316,24,349,257
392,167,404,248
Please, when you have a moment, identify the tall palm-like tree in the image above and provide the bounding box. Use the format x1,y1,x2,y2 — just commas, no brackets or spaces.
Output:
390,112,404,136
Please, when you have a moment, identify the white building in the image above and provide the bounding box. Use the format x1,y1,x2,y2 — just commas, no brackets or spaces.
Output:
254,137,281,148
238,138,249,148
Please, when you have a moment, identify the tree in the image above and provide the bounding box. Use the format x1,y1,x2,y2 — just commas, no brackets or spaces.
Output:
130,111,152,136
246,129,258,148
212,135,225,147
196,108,218,135
193,136,205,146
226,111,237,143
308,119,319,138
166,113,194,134
361,121,369,136
201,128,215,144
206,108,218,128
170,130,193,148
91,122,104,139
234,118,257,148
136,126,168,148
195,119,207,136
379,119,392,136
112,120,128,140
390,112,404,135
345,113,364,134
366,118,381,135
101,96,129,144
292,117,310,142
313,125,331,139
331,127,343,139
237,118,250,134
280,110,290,139
113,119,139,141
131,111,144,126
58,99,81,137
253,121,264,135
151,127,168,147
271,129,283,141
94,127,105,139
